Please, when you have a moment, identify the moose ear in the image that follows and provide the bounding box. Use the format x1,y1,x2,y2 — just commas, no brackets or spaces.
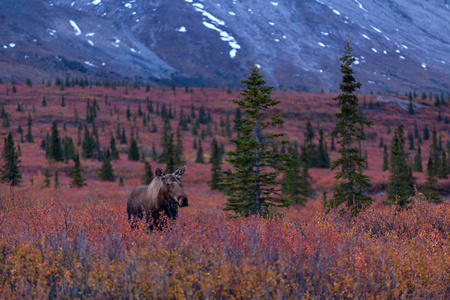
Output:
155,167,165,178
174,166,186,178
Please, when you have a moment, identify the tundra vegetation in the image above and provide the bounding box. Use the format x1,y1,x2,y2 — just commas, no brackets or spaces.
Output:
0,41,449,297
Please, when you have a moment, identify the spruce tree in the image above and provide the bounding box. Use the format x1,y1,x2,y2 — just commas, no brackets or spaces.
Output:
328,40,373,216
316,128,330,168
43,167,51,188
164,133,177,173
128,138,140,161
408,99,414,115
98,149,115,181
423,124,430,140
304,120,317,167
81,125,96,159
142,161,153,185
413,144,423,172
330,135,336,151
54,170,60,189
282,144,304,205
63,136,76,163
222,65,289,216
1,132,22,186
209,138,222,190
382,145,389,171
109,135,119,160
70,152,86,188
423,156,442,203
387,124,414,207
438,149,448,179
430,127,441,175
195,139,204,163
298,145,313,203
49,121,64,162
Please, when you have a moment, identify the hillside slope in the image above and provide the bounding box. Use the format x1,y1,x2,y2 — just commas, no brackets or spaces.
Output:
1,0,449,93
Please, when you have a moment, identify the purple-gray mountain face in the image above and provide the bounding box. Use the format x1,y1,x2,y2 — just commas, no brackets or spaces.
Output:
1,0,449,93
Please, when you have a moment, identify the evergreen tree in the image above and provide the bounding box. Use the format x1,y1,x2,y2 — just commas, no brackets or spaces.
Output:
195,139,204,163
120,127,127,144
126,105,131,121
142,161,153,185
63,136,76,163
138,103,143,116
158,119,172,162
379,136,384,148
164,133,177,173
42,96,47,107
387,124,414,207
414,121,419,139
209,138,222,190
408,99,414,115
1,132,22,186
61,95,65,107
316,128,330,168
423,156,442,203
98,149,115,181
43,167,51,188
128,138,140,161
282,144,304,205
382,145,389,171
70,152,86,188
330,135,336,151
423,124,430,140
298,145,313,203
54,170,60,189
49,121,64,161
430,127,441,175
413,144,423,172
109,135,119,160
438,149,448,179
408,131,415,150
328,40,373,216
81,125,96,159
222,65,289,216
304,120,317,167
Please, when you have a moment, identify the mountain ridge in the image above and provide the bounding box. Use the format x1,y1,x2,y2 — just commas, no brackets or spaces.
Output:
0,0,449,93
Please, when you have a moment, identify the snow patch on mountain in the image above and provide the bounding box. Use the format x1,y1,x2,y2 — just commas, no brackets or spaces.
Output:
69,20,81,35
188,1,240,59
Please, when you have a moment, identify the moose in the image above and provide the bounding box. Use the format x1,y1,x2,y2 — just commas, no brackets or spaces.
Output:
127,166,188,230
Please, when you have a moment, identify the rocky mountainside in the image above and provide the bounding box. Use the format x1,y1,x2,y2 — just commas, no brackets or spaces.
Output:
1,0,449,93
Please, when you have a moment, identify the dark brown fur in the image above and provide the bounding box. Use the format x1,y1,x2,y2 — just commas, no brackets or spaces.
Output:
127,167,188,230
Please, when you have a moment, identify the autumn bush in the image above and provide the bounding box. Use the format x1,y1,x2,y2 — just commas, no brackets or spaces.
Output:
0,184,449,299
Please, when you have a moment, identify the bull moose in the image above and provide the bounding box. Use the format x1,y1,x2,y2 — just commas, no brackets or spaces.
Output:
127,166,188,230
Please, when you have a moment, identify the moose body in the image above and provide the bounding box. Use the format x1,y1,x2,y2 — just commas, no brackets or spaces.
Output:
127,167,188,230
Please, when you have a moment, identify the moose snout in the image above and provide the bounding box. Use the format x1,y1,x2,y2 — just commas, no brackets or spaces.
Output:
178,195,188,207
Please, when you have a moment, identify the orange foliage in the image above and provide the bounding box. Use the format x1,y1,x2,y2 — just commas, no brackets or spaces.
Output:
0,84,449,297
